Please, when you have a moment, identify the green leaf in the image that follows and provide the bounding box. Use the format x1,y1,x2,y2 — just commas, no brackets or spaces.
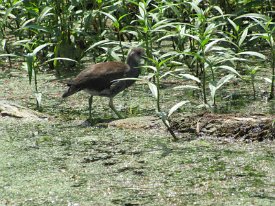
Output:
157,111,170,126
148,82,158,99
217,65,241,77
205,39,222,53
213,6,224,17
37,6,53,22
22,24,49,32
204,23,216,36
180,74,201,83
227,18,238,32
238,27,248,47
250,17,267,31
159,51,179,59
53,44,59,68
35,92,42,108
159,56,175,67
26,54,34,84
118,14,128,21
0,54,17,57
1,39,7,50
238,51,266,59
32,43,51,56
99,11,117,23
236,13,268,21
20,18,36,29
113,21,119,29
270,35,274,47
142,65,157,72
45,57,77,63
188,1,203,15
110,50,120,61
157,34,177,42
85,40,110,53
216,74,234,90
209,82,217,101
209,74,234,102
4,7,15,21
138,2,146,19
152,20,176,32
263,77,272,83
201,38,210,48
173,85,200,90
180,33,200,42
168,101,189,117
111,77,141,83
12,39,32,46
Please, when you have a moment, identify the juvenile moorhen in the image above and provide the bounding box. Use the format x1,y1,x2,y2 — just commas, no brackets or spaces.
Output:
62,48,145,119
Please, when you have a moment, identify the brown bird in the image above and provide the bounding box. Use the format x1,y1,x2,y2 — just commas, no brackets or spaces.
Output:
62,48,145,120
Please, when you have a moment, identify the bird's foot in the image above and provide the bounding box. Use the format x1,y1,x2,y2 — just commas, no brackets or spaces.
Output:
80,118,97,127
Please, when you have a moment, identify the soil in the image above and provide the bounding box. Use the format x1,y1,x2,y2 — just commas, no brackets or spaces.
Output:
170,113,275,141
1,100,274,141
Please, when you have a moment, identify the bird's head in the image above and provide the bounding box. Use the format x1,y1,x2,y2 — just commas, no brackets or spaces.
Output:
127,48,145,64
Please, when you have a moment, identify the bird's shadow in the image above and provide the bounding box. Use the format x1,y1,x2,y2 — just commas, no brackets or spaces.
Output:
58,117,118,130
79,117,118,128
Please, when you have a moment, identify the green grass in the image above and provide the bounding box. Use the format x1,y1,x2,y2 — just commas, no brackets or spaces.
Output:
0,71,275,205
1,119,274,205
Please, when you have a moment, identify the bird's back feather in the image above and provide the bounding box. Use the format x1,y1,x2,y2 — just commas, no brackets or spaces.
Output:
62,61,130,98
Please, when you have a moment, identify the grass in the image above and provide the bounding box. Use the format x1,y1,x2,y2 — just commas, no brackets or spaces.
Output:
0,70,275,205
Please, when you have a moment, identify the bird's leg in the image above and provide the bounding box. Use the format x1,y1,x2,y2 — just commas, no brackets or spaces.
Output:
88,96,93,121
109,97,124,119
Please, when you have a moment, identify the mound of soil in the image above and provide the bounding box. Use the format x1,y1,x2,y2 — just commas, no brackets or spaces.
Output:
0,100,48,121
170,113,275,141
108,116,165,131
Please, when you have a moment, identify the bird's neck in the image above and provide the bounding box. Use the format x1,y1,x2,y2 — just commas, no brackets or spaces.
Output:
126,57,140,77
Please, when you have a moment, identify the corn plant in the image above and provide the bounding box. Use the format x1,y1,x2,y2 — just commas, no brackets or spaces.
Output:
178,3,239,106
0,0,24,67
99,11,130,61
23,42,51,110
1,0,275,121
237,13,275,99
131,0,176,61
145,53,191,140
225,17,266,99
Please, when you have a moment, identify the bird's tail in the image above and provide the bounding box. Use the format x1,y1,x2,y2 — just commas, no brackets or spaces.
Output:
62,84,80,98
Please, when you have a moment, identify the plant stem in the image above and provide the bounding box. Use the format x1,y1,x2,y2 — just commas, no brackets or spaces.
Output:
251,74,256,100
202,63,207,104
34,68,40,109
270,48,275,99
118,31,125,61
155,62,178,141
34,72,38,93
161,119,178,141
156,65,161,112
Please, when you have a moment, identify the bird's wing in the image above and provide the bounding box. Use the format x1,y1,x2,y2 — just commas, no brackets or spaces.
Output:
71,62,130,91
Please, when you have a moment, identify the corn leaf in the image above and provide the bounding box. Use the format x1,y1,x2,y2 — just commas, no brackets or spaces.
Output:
238,51,266,59
148,82,158,99
168,101,189,117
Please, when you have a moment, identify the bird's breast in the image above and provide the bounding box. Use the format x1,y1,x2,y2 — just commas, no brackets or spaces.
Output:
84,88,111,97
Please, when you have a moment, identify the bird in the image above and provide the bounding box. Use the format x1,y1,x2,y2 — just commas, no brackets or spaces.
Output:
62,47,145,120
